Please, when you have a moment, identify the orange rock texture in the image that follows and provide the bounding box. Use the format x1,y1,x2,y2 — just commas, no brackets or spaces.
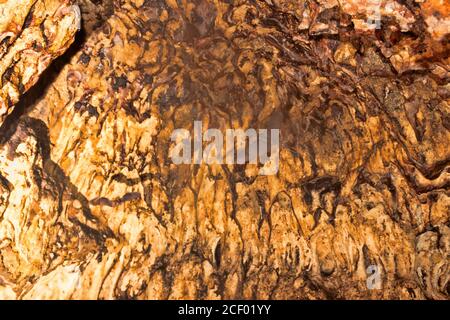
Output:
0,0,80,126
0,0,448,300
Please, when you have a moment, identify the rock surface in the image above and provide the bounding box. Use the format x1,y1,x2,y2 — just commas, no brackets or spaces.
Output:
0,0,448,300
0,0,81,127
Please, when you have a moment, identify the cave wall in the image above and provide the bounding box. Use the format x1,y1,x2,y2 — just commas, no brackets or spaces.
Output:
0,0,448,299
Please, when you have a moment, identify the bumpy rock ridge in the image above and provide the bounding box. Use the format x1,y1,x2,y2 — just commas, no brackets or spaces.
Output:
0,0,448,299
0,0,81,127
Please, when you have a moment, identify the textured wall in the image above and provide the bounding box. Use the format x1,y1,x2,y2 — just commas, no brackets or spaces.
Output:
0,0,448,300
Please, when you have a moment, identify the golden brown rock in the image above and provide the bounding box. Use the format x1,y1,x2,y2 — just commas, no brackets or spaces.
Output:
0,0,448,300
0,0,80,127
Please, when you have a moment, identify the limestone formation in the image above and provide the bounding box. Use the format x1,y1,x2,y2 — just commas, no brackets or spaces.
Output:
0,0,448,300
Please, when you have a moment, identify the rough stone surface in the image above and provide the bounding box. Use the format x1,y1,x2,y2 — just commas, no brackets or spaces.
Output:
0,0,448,300
0,0,80,127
